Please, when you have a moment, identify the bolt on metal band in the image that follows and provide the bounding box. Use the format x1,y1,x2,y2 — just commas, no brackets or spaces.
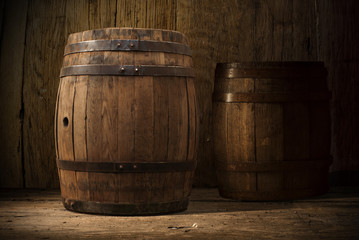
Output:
60,65,195,77
56,159,196,173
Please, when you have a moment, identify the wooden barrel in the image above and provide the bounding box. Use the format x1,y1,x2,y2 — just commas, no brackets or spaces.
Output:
55,28,198,215
213,62,331,201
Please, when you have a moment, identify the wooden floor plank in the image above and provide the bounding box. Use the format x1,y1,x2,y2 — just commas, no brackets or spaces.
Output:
0,188,359,240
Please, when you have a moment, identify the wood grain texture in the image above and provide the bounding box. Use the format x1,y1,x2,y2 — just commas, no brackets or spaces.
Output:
22,0,66,188
213,63,331,200
89,0,116,29
0,0,358,188
117,77,135,203
2,188,359,240
55,28,197,214
213,77,257,195
0,0,28,188
255,103,284,192
116,0,177,29
22,0,118,188
134,76,154,203
176,0,321,186
56,76,76,200
317,0,359,172
0,0,5,42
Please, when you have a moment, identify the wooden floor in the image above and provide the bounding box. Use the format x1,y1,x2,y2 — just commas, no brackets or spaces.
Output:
0,187,359,239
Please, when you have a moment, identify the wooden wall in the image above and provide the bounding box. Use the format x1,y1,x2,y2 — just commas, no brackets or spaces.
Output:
0,0,358,188
318,1,359,173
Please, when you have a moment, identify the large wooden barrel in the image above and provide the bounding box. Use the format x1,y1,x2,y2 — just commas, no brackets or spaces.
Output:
213,62,331,201
55,28,198,215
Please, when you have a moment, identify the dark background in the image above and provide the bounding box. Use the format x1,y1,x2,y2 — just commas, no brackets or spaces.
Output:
0,0,358,188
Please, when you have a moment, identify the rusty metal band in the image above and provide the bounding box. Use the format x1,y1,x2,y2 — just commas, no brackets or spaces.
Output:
57,159,196,173
64,39,192,56
215,68,327,78
62,197,189,215
215,157,332,172
60,65,195,77
213,92,331,103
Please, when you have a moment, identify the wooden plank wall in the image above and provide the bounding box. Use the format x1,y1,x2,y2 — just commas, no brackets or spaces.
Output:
0,0,358,188
0,0,28,188
317,0,359,173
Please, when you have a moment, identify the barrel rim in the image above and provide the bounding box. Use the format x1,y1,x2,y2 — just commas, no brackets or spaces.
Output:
215,61,327,78
68,27,189,44
216,61,325,69
62,197,189,216
212,92,332,103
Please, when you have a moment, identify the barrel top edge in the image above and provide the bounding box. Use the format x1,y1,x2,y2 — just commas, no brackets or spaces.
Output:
216,61,325,69
77,27,187,35
68,27,189,44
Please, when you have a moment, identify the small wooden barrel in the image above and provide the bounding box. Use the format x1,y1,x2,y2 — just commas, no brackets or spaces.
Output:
55,28,198,215
213,62,331,201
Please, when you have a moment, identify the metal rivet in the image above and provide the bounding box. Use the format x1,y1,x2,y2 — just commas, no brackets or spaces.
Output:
130,43,134,47
133,164,137,169
135,68,139,72
117,42,121,47
120,67,125,72
119,165,123,169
